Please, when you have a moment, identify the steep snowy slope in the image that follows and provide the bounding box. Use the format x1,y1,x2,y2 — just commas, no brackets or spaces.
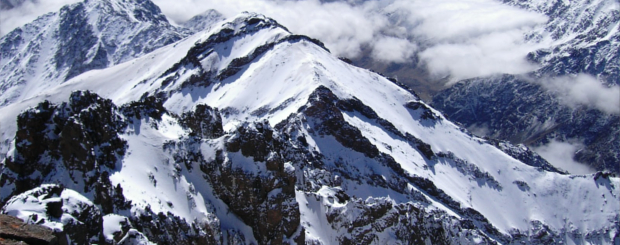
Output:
0,6,618,245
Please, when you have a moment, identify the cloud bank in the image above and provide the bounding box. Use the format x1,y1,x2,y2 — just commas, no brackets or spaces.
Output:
150,0,549,81
1,0,549,81
542,74,620,114
533,140,596,175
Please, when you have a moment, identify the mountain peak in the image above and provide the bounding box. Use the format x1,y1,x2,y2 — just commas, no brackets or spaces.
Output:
80,0,170,25
181,9,225,34
223,12,290,34
0,0,186,107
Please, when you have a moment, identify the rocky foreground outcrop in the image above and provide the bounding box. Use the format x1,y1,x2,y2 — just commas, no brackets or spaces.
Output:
0,214,57,245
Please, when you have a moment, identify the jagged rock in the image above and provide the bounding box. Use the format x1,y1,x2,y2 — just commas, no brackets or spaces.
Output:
180,104,224,139
1,91,129,212
0,214,57,245
174,120,301,244
121,94,168,121
129,209,219,245
303,86,380,158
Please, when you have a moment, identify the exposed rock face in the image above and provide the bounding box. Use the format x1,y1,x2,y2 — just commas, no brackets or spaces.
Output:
0,184,164,245
0,93,224,245
180,104,224,139
1,185,103,244
0,214,57,245
167,114,302,244
1,91,129,212
127,208,219,245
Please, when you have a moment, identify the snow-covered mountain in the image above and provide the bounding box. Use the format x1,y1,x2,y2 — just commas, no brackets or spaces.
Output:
433,0,620,174
0,0,187,107
0,0,619,244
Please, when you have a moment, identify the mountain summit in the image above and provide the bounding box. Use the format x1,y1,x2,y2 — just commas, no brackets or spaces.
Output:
0,1,618,244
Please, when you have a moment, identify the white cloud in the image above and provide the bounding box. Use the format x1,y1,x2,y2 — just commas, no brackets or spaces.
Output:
151,0,388,58
419,34,541,82
467,123,491,137
151,0,549,77
371,36,417,63
533,140,596,175
1,0,550,79
387,0,548,42
385,0,549,81
542,74,620,114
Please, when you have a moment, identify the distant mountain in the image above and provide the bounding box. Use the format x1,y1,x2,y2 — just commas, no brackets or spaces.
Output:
433,74,620,173
0,0,187,107
181,9,225,34
505,0,620,85
433,0,620,174
0,0,618,244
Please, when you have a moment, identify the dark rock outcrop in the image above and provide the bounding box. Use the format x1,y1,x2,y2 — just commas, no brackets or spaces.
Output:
1,91,129,212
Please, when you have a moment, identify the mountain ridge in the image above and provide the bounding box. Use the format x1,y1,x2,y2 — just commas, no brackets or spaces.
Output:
0,1,618,244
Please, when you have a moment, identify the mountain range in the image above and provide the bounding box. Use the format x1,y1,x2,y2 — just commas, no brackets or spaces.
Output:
0,0,618,244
